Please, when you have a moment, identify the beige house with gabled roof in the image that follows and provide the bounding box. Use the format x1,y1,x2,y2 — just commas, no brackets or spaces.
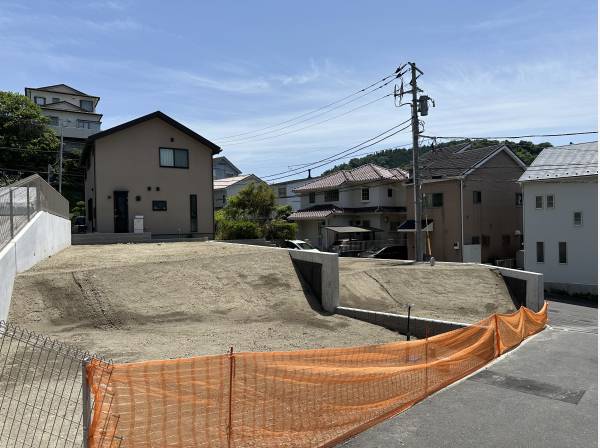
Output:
83,111,220,237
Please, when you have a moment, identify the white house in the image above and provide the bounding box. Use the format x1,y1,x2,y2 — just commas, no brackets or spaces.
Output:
271,176,321,211
213,174,264,210
519,142,598,295
289,164,409,252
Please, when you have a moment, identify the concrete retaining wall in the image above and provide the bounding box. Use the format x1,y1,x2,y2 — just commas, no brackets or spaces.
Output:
491,266,544,311
0,212,71,320
335,306,468,338
288,250,339,313
72,232,152,245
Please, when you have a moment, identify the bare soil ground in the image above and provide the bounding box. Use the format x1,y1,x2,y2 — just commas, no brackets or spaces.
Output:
9,242,400,362
339,258,516,322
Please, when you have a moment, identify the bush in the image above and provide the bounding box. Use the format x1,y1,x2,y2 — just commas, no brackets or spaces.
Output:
216,219,261,240
265,220,297,241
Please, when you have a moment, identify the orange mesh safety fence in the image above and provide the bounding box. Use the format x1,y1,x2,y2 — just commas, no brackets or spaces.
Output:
87,303,548,448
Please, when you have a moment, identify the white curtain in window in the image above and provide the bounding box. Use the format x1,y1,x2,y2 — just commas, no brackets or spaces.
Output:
160,148,174,166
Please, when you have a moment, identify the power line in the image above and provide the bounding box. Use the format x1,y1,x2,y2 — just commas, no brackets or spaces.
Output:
216,71,400,140
260,118,412,180
222,93,394,146
0,167,85,178
421,131,598,140
265,123,413,182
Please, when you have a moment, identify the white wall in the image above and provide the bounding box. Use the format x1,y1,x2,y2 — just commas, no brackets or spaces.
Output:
0,212,71,320
523,179,597,291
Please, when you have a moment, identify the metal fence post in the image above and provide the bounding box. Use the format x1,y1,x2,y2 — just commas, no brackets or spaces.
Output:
82,356,91,448
9,189,14,239
26,187,30,221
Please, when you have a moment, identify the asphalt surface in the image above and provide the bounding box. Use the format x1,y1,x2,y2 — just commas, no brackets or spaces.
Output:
342,298,598,448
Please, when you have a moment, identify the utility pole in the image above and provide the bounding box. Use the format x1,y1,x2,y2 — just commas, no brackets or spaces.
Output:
394,62,434,262
409,62,423,262
59,123,64,194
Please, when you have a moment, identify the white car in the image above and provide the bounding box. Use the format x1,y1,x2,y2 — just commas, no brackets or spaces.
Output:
280,240,319,252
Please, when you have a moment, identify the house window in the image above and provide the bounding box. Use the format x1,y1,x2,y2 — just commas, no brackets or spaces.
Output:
515,193,523,206
387,188,393,197
159,148,189,168
80,99,93,112
471,236,480,245
309,192,316,204
49,116,59,126
473,191,482,204
558,242,567,264
278,187,286,198
535,195,543,209
52,97,60,103
574,211,583,226
152,200,167,211
324,189,339,202
481,235,490,247
424,192,444,208
34,96,46,105
502,234,511,246
77,120,100,130
536,241,544,263
546,194,555,209
361,188,370,201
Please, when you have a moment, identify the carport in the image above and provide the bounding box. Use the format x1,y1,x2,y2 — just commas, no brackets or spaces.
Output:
325,226,383,254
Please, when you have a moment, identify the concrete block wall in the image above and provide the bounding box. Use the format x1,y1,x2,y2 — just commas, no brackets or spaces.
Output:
0,212,71,321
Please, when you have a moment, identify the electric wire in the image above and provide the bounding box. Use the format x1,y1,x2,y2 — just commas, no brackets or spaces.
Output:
215,71,400,140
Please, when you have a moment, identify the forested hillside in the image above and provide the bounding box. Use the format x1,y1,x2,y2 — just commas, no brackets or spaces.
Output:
322,139,553,174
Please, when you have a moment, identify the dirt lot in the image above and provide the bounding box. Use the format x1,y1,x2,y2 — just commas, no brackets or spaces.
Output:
339,258,516,322
9,242,401,362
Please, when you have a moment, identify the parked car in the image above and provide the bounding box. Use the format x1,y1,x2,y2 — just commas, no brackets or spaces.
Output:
363,245,408,260
280,240,319,252
71,216,87,234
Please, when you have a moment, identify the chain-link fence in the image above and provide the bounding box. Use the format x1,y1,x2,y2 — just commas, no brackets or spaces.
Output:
0,321,116,448
0,174,69,252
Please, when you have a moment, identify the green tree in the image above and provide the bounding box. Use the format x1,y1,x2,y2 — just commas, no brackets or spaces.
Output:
215,182,297,240
0,91,59,180
222,182,275,224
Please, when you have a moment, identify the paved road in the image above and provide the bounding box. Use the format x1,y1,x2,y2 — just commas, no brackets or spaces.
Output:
342,298,598,448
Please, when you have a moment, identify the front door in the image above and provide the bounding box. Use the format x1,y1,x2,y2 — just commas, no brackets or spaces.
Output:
190,194,198,233
113,191,129,233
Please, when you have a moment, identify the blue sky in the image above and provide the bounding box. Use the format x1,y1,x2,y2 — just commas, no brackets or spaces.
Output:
0,0,597,179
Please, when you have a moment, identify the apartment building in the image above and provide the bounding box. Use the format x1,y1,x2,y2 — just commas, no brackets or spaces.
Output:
24,84,102,153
